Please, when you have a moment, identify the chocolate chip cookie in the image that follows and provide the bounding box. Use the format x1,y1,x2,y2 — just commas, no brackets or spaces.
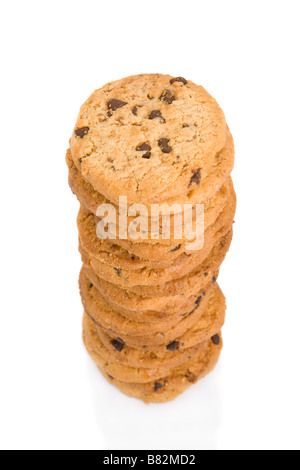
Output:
67,126,234,218
70,74,227,206
67,74,236,403
83,311,223,403
78,180,236,288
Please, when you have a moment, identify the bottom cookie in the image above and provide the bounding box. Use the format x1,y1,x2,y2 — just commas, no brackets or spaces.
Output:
83,314,222,403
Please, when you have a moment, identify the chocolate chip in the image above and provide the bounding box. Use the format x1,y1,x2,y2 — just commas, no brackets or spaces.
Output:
108,375,114,380
188,296,203,315
75,127,89,138
211,334,220,345
79,155,89,165
114,268,122,277
170,244,181,252
160,90,176,104
183,124,190,128
185,370,197,383
89,283,94,289
188,306,197,316
147,93,154,100
111,338,125,352
136,143,151,152
170,77,187,85
108,99,127,111
202,291,206,297
189,168,201,186
158,138,172,154
167,341,179,352
136,143,152,159
149,110,164,120
131,255,136,261
132,106,139,116
154,382,163,392
212,276,217,283
204,272,208,277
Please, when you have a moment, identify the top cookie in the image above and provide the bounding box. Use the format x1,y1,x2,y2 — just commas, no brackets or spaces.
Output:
70,74,227,205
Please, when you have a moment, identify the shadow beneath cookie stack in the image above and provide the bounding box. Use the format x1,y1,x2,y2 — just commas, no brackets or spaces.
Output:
67,74,236,404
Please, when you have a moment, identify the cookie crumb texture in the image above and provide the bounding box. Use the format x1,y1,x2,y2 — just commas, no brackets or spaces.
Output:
70,74,227,205
66,74,236,403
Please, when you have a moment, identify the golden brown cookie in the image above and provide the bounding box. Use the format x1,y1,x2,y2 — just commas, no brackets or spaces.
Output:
78,181,236,288
83,312,223,403
93,180,231,246
79,179,235,261
83,312,223,385
70,74,228,206
96,283,226,352
83,313,209,383
95,324,207,369
67,74,236,404
102,334,222,404
80,268,225,348
83,263,219,323
81,227,232,298
67,127,234,216
80,268,212,339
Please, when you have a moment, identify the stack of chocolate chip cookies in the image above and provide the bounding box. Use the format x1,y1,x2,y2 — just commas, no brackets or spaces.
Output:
66,74,236,403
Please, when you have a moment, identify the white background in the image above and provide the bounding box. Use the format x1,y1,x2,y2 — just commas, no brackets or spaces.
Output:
0,0,299,450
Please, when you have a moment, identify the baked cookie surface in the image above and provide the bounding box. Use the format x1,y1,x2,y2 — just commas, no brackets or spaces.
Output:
67,127,234,214
70,74,227,205
83,312,223,403
78,180,236,288
80,268,225,348
66,74,235,403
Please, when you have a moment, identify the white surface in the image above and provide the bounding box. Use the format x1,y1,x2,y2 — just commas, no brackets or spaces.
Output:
0,0,300,451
